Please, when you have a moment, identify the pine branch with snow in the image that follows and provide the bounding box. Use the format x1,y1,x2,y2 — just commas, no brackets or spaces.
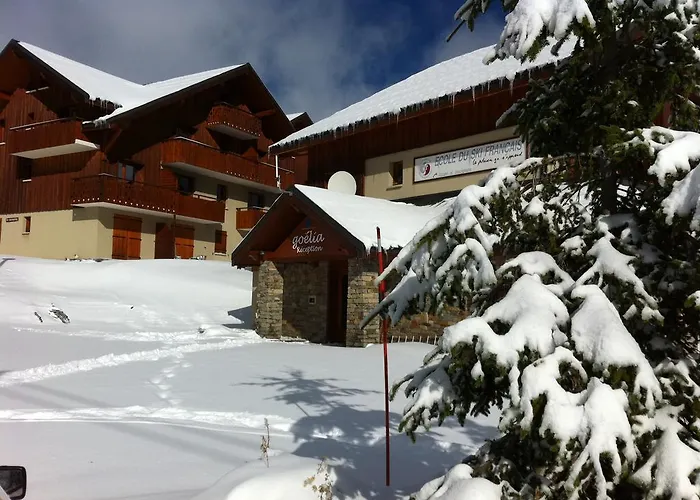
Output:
365,1,700,497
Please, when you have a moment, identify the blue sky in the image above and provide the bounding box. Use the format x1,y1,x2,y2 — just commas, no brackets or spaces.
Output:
0,0,504,121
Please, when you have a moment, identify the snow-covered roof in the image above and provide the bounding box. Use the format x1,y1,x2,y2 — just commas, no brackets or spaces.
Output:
18,41,243,123
286,112,304,121
294,185,449,251
274,40,575,150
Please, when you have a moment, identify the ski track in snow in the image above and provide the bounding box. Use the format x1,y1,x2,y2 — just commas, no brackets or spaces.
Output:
0,406,294,433
0,337,264,387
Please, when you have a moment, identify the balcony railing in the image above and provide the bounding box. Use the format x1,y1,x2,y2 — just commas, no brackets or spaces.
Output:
71,175,225,223
236,206,267,231
161,137,295,189
8,118,99,159
207,104,262,139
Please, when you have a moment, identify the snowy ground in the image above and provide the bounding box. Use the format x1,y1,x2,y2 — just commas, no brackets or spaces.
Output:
0,256,497,500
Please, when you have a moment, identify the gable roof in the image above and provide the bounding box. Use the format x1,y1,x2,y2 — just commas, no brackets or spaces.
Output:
231,184,448,267
17,41,242,124
272,39,575,151
294,185,447,250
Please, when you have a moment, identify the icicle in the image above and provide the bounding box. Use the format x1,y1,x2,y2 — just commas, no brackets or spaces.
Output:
472,86,476,101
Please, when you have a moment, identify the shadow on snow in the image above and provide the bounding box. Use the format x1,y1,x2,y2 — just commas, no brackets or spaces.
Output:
244,368,497,499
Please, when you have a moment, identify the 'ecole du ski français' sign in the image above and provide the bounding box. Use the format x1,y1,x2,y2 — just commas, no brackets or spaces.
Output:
291,229,325,255
414,138,526,183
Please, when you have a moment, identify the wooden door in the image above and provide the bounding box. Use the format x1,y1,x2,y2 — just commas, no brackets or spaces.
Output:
154,222,174,259
112,215,142,260
173,225,194,259
327,260,349,344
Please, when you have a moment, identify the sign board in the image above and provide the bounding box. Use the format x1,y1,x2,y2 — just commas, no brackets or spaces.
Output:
290,228,326,255
269,217,353,262
5,217,18,223
414,137,526,183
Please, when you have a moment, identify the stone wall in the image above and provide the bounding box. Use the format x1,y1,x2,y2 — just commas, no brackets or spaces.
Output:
346,257,382,347
388,306,469,343
281,262,329,342
253,261,284,338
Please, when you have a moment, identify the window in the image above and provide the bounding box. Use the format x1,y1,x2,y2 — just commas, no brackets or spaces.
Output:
116,162,137,182
215,230,227,254
17,158,32,181
178,175,195,194
248,191,264,208
216,184,228,202
390,160,403,186
23,216,31,234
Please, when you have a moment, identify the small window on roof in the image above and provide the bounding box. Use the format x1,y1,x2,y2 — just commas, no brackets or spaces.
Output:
390,160,403,186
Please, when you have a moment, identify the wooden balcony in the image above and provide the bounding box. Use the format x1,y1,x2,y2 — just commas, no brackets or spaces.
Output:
71,175,225,224
206,104,262,140
236,207,267,231
161,137,295,190
8,118,99,159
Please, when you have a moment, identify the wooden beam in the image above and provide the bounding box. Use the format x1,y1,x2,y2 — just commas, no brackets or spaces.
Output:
103,126,123,154
0,91,11,101
255,109,276,118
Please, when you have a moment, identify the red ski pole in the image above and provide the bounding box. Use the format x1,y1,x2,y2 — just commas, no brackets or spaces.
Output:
376,226,391,487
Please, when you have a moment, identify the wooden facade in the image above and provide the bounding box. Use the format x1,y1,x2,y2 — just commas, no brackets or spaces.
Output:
272,79,531,193
0,39,301,260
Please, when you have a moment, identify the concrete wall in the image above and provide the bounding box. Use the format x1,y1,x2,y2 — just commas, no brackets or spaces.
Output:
364,126,518,201
0,208,106,260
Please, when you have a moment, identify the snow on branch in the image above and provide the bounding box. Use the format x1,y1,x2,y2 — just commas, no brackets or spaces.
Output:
503,346,638,499
570,285,662,409
362,162,535,329
631,406,700,499
626,127,700,229
413,463,502,500
576,236,662,321
640,127,700,186
442,267,570,370
455,0,593,61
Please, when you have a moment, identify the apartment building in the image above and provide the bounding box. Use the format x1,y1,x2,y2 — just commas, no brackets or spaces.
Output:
0,39,309,261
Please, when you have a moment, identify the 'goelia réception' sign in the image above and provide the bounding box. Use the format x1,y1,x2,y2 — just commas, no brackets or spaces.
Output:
413,137,526,183
291,229,325,255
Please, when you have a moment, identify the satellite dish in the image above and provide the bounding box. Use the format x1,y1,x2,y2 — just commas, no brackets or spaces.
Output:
327,171,357,195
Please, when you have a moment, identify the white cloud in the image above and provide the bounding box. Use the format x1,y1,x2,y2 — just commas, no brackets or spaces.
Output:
0,0,411,120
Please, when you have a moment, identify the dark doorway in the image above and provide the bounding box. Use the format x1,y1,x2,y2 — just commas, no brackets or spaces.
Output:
155,223,174,259
327,260,349,345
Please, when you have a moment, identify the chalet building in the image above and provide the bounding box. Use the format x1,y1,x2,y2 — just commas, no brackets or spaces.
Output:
234,39,674,346
0,39,310,261
231,184,448,346
232,42,574,346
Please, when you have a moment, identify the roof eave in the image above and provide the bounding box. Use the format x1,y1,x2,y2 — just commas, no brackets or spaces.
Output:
94,64,252,127
270,60,561,155
231,191,292,268
7,39,91,102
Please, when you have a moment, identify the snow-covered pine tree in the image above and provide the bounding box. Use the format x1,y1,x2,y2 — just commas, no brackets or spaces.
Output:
363,1,700,498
